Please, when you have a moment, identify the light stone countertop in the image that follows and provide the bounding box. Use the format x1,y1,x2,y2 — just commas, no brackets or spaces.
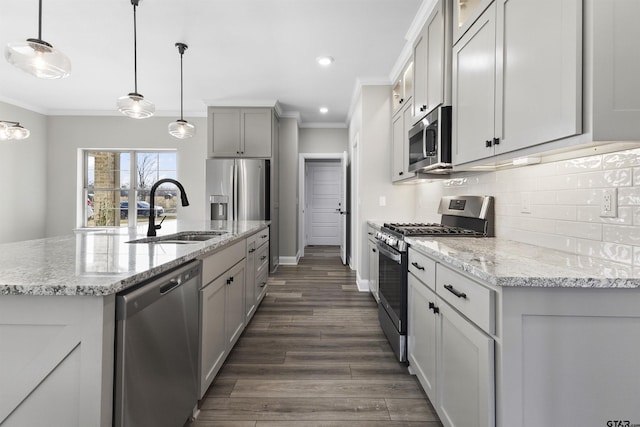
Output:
0,220,269,296
406,236,640,288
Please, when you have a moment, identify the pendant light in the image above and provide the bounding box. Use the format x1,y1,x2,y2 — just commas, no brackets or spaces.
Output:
117,0,154,119
0,121,30,141
4,0,71,79
168,43,195,139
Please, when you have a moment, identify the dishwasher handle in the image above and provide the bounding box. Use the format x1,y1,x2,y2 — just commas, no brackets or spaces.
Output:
116,260,201,320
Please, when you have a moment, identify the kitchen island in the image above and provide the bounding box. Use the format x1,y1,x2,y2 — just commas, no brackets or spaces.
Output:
0,220,268,427
405,236,640,427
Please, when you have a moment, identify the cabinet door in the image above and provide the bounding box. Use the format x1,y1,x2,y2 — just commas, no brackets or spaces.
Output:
242,109,272,157
200,275,227,398
245,238,257,321
494,0,581,155
452,3,496,165
391,110,406,181
368,240,379,301
209,108,242,157
413,29,427,119
426,0,445,114
225,262,246,348
407,274,437,401
437,298,494,427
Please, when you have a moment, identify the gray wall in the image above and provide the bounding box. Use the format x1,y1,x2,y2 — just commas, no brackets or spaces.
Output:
46,115,207,237
0,101,48,243
299,128,348,153
278,117,299,261
350,85,415,282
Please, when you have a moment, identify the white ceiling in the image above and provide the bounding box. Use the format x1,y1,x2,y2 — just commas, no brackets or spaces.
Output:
0,0,424,126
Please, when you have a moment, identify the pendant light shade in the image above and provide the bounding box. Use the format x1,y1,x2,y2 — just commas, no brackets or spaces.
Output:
118,0,154,119
168,42,195,139
4,0,71,79
0,121,31,141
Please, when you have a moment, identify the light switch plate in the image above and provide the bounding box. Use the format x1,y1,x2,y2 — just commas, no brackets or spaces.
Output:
521,192,532,214
379,196,386,207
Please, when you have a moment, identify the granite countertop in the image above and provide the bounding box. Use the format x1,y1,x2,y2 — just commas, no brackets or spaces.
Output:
406,236,640,289
0,220,268,297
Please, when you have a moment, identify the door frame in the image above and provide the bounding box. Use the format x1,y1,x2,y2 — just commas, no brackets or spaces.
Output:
298,152,346,259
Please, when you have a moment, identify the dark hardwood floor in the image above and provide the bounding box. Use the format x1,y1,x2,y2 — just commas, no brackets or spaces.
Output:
192,246,443,427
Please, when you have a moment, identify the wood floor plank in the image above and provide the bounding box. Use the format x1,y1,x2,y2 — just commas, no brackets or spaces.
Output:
199,397,390,421
230,379,426,399
191,246,442,427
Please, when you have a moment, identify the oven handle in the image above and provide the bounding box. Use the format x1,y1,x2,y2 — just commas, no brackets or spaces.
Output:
376,241,402,264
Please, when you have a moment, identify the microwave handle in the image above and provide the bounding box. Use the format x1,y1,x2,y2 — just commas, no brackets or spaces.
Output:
422,125,428,158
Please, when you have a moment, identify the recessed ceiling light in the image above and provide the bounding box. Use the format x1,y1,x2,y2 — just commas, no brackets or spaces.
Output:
316,56,334,67
319,107,329,114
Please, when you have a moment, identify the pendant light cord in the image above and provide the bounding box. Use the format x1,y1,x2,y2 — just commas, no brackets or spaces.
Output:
180,50,184,121
132,0,138,94
37,0,43,40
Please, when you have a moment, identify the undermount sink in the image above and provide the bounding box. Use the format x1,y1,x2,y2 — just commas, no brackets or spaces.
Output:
127,231,228,244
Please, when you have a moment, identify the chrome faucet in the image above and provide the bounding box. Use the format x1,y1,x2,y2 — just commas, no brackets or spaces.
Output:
147,178,189,237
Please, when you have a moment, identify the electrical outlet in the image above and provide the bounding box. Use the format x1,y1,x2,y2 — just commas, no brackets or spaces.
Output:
600,188,618,218
379,196,387,207
521,192,532,214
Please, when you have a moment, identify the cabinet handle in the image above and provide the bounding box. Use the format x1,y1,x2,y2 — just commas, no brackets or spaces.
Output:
420,105,427,112
444,284,467,299
237,151,240,154
260,256,267,261
485,140,492,148
493,137,500,145
368,232,373,235
411,261,425,271
248,248,256,253
428,301,439,314
261,234,268,238
399,98,404,104
260,281,267,288
372,248,376,253
399,171,404,176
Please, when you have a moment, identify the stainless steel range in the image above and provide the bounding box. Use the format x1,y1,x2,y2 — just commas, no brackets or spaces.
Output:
375,195,494,361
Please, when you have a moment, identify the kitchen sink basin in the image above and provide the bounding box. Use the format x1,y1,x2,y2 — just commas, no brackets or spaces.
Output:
127,231,228,244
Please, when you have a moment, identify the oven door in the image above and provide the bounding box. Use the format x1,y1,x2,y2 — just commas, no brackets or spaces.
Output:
376,241,407,334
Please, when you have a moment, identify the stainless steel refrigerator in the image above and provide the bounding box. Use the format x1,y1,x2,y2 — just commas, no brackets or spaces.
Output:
205,159,270,221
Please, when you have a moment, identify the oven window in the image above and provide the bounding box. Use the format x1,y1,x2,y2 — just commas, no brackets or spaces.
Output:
408,129,425,166
378,251,405,332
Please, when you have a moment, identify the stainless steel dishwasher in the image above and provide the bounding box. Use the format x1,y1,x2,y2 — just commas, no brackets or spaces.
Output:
114,260,201,427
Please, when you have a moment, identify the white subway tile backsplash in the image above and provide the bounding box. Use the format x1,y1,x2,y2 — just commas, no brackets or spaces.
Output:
575,168,632,188
603,149,640,169
576,239,633,264
417,148,640,266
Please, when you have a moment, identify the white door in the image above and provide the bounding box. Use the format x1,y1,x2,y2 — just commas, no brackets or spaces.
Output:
305,161,342,246
340,151,348,264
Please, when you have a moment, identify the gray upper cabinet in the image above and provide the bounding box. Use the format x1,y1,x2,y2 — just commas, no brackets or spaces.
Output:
412,0,451,123
453,0,582,166
208,107,272,158
392,61,414,115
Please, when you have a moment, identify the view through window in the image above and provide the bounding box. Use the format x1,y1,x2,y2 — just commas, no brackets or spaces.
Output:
84,150,178,227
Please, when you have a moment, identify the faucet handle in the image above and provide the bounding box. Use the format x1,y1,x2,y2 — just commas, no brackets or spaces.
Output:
156,215,166,230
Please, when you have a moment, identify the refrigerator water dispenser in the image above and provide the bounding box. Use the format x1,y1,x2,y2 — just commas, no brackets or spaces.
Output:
210,195,228,220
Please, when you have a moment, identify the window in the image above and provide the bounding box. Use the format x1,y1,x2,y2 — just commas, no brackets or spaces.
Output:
83,150,178,227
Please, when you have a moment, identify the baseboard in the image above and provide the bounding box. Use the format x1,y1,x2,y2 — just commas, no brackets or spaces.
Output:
355,273,370,293
279,255,299,265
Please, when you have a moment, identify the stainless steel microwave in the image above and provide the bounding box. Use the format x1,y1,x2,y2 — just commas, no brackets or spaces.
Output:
407,106,452,174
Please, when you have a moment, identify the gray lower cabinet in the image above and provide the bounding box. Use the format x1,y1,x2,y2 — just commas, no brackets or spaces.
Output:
199,239,246,398
408,247,495,427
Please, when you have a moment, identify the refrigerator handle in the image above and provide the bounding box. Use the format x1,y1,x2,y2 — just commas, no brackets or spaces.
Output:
232,161,238,221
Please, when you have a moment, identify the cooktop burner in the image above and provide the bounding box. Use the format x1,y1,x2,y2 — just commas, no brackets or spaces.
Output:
383,222,485,237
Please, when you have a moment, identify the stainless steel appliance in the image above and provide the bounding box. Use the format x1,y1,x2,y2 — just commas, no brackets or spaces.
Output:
205,159,270,221
408,106,452,174
114,260,201,427
376,195,494,361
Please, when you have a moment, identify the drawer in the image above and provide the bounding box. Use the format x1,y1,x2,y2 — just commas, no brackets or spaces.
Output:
200,239,246,286
367,224,378,243
408,248,436,292
256,227,269,248
256,243,269,275
436,264,495,335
